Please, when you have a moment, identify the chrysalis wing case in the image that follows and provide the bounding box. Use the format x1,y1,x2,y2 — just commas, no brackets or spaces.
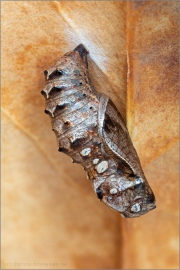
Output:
41,44,156,218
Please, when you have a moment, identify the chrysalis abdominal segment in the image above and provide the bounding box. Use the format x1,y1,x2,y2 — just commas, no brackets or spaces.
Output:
42,44,156,218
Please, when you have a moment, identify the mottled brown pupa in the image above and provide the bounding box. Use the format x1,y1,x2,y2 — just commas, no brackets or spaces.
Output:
41,44,156,218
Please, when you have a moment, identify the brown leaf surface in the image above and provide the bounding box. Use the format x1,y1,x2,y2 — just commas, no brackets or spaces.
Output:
1,1,125,269
127,1,179,167
1,1,179,269
122,2,179,269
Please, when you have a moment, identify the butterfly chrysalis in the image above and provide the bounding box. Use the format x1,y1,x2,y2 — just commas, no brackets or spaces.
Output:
41,44,156,218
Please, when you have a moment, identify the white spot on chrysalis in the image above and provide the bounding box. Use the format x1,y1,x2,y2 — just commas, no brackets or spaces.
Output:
121,213,125,218
80,148,91,156
131,203,141,212
135,178,143,185
93,158,99,165
110,188,118,195
95,161,108,174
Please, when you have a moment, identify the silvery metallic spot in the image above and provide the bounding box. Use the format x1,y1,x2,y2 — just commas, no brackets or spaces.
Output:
131,203,141,212
95,161,108,174
135,178,143,184
80,148,91,156
110,188,118,195
93,158,99,165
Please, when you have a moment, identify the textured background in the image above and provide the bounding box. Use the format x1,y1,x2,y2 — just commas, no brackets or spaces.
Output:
1,1,179,269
